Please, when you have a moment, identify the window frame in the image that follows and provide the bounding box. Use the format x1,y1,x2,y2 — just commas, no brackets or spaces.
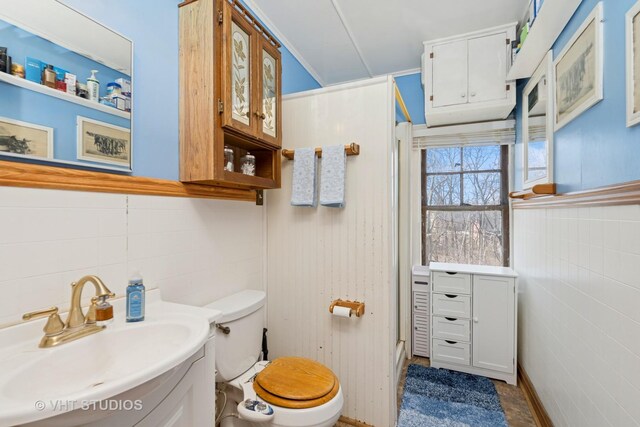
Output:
421,144,510,267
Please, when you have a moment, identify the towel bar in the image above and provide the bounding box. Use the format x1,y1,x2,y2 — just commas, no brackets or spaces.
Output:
282,143,360,160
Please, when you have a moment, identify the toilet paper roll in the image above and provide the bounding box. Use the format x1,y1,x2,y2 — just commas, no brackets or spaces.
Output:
332,306,352,318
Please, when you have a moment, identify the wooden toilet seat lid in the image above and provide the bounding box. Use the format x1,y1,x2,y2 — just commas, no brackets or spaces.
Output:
254,357,340,409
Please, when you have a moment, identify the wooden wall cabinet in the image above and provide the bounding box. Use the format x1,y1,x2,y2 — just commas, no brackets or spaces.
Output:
179,0,282,190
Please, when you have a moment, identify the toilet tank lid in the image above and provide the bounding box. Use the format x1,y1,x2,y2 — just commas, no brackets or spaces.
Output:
204,290,266,323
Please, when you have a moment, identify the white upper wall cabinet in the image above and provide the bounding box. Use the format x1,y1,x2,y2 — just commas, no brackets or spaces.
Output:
423,23,517,127
432,40,468,108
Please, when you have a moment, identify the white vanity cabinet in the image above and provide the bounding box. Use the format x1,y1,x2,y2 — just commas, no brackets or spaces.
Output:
422,23,517,127
429,262,518,385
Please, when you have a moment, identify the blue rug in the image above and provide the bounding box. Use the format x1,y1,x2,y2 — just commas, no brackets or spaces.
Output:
398,364,507,427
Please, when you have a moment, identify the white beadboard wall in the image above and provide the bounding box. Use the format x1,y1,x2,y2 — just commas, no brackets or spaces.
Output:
266,77,397,427
514,205,640,427
0,186,264,328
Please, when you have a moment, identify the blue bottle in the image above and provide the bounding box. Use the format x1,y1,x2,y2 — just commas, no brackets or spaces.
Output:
126,271,145,322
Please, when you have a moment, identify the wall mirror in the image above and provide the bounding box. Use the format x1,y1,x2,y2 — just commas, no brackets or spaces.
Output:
0,0,133,172
522,51,554,188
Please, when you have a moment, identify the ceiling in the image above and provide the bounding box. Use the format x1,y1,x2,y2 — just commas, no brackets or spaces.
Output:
245,0,528,86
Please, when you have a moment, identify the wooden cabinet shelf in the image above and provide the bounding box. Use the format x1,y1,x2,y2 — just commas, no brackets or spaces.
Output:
178,0,282,190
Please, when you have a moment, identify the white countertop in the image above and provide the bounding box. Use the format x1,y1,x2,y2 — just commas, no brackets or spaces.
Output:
428,262,518,278
412,265,430,276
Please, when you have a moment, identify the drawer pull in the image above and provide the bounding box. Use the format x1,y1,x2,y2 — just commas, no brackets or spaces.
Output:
444,294,457,299
414,281,429,285
445,271,457,275
445,340,457,344
445,317,457,321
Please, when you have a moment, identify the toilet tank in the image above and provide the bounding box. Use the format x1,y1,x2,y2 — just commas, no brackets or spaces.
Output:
204,290,266,382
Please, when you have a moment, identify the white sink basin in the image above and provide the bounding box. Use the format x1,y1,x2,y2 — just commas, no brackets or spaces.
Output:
0,290,221,426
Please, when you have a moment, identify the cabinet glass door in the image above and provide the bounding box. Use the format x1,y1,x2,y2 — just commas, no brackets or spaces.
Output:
221,3,254,136
257,40,281,146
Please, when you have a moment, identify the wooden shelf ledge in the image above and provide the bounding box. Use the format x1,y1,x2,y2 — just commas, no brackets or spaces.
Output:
0,160,256,201
512,180,640,209
509,183,556,200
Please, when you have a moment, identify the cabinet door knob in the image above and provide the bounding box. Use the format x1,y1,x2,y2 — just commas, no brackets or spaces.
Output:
414,305,418,309
470,92,476,97
473,317,479,323
461,94,466,98
255,111,266,120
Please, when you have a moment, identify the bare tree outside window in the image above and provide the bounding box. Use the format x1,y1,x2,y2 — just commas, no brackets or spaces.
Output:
422,145,509,267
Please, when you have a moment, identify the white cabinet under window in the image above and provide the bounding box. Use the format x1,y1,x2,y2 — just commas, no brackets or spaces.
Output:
429,262,518,385
423,23,516,127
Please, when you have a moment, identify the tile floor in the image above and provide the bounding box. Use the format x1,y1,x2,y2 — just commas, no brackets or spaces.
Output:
336,356,536,427
397,357,536,427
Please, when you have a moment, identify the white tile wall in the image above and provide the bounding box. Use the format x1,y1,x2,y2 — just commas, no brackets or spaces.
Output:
0,187,264,328
514,205,640,427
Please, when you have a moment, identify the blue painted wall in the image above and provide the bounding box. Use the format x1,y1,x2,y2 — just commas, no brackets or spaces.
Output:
395,73,426,125
233,0,321,95
514,0,640,192
2,0,320,180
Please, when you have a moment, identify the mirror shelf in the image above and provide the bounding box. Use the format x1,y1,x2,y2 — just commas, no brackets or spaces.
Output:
0,72,130,120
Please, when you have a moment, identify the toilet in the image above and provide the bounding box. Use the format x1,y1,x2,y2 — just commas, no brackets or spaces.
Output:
205,290,343,427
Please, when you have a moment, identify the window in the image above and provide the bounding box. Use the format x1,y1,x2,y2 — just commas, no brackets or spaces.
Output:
422,145,509,266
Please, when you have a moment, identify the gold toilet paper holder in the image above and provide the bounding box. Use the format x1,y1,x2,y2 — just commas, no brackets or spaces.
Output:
329,299,365,317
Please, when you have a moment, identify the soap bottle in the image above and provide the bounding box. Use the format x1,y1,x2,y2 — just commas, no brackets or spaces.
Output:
126,271,145,322
87,70,100,102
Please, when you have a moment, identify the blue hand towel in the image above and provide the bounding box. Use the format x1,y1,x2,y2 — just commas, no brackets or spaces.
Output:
320,144,346,208
290,147,317,207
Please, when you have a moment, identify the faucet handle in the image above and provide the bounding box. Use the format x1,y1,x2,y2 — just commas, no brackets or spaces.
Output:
23,306,58,320
23,307,65,336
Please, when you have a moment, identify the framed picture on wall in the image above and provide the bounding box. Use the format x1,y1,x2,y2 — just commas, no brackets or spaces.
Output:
627,0,640,127
0,117,53,159
77,116,132,170
554,2,604,130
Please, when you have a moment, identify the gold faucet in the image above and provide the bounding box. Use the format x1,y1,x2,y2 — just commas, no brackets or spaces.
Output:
22,275,115,348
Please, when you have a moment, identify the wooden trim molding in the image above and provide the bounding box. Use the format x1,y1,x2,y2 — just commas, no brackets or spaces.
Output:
337,416,374,427
509,183,556,200
0,160,256,202
518,364,554,427
513,179,640,209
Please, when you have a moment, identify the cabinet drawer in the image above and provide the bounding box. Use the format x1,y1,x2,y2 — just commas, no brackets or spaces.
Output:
432,293,471,318
432,316,471,342
432,271,471,294
432,339,470,366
